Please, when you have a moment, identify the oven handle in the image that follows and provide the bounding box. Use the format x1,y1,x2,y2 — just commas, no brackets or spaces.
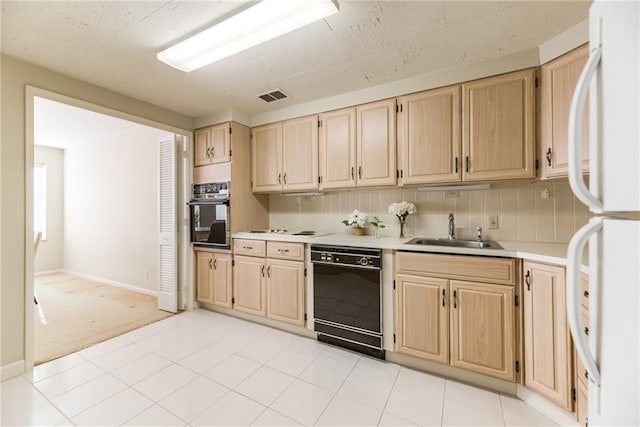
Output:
187,199,229,206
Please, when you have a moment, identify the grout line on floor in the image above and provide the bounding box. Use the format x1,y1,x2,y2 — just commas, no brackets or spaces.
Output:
440,379,448,426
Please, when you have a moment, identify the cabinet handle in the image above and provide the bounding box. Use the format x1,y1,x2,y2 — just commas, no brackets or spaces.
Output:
208,258,213,269
283,173,287,184
455,157,459,173
358,166,362,179
267,265,271,278
465,156,470,173
442,289,445,307
453,290,457,308
278,248,289,253
243,246,253,250
261,265,265,277
277,173,282,184
211,145,215,158
546,148,552,166
583,290,589,298
213,258,217,270
206,147,211,158
584,326,589,336
351,167,355,180
525,270,531,291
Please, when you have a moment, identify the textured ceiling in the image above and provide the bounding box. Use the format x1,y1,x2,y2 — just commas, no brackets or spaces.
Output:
1,1,591,119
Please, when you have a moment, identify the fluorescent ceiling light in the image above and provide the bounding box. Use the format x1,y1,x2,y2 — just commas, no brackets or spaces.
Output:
158,0,340,72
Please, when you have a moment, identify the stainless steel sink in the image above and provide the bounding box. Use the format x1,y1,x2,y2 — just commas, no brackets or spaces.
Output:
405,238,503,249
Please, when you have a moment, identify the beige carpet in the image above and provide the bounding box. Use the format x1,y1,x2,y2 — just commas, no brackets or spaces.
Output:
34,273,173,365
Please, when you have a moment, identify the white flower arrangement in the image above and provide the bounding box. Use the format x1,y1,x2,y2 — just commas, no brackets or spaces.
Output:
342,209,368,228
388,201,417,219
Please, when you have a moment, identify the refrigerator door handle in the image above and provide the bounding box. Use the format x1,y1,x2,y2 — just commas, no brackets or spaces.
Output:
568,46,603,213
567,217,603,386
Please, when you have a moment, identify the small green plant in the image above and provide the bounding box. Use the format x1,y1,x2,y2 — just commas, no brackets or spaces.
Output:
370,216,385,229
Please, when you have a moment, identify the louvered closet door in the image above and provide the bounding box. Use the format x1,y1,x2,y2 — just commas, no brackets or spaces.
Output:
158,137,178,313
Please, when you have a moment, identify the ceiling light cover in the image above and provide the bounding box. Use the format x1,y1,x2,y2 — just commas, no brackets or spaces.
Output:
158,0,340,72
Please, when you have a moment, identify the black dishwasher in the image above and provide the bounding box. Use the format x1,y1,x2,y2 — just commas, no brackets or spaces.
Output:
311,245,384,359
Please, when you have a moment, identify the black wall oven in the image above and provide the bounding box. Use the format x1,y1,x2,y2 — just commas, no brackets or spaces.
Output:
188,182,230,249
311,245,384,359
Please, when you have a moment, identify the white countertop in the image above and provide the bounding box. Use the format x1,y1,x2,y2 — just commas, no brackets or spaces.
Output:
231,231,589,271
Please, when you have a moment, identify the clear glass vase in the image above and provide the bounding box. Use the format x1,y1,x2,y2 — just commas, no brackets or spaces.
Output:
398,218,406,238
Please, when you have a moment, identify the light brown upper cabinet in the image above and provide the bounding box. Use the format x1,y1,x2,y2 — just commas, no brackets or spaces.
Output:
540,45,590,179
195,122,231,166
251,116,319,192
319,108,357,189
399,86,462,184
522,261,574,412
356,98,397,187
462,69,536,181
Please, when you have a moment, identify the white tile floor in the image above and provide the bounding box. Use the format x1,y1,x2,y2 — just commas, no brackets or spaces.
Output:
2,309,557,426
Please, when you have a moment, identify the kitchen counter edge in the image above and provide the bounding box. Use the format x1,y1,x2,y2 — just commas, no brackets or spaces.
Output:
231,232,589,273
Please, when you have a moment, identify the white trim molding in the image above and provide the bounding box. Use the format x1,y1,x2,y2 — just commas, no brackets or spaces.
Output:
1,360,26,382
62,269,158,297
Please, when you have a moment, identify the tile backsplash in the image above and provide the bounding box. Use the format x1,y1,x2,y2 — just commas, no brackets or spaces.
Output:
268,179,591,243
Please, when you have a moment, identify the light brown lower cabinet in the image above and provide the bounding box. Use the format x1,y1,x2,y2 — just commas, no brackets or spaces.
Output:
233,255,266,316
395,252,517,382
396,274,449,364
450,280,515,381
232,240,306,327
523,261,574,412
266,259,305,326
196,250,232,308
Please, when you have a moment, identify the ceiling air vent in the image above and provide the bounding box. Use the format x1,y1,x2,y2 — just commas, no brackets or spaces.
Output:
258,89,288,103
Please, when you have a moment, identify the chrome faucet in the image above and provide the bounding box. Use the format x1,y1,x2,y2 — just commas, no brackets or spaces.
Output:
448,213,455,240
477,226,483,242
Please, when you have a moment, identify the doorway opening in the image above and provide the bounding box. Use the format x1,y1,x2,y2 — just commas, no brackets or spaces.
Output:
26,87,193,367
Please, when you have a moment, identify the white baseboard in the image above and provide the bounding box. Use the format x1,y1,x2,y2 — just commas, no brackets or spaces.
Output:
517,384,579,426
1,360,25,382
34,268,65,277
62,269,158,297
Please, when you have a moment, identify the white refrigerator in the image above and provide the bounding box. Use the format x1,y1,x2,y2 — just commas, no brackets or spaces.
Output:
567,0,640,425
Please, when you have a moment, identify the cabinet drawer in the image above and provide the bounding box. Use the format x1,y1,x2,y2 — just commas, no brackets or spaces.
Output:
233,239,266,257
396,252,517,285
581,273,589,310
267,241,305,261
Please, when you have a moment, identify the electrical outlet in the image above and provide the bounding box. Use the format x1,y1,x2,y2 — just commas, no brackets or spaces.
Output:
488,215,499,229
541,188,550,199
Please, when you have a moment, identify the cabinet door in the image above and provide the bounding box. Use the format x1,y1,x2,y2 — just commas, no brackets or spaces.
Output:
194,128,212,167
395,274,449,364
282,115,319,191
252,123,282,192
196,251,214,304
541,45,590,178
266,259,305,326
400,86,462,184
356,98,397,187
522,261,573,411
450,280,515,381
319,108,357,189
462,69,535,181
212,253,232,308
210,122,231,164
233,255,266,316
